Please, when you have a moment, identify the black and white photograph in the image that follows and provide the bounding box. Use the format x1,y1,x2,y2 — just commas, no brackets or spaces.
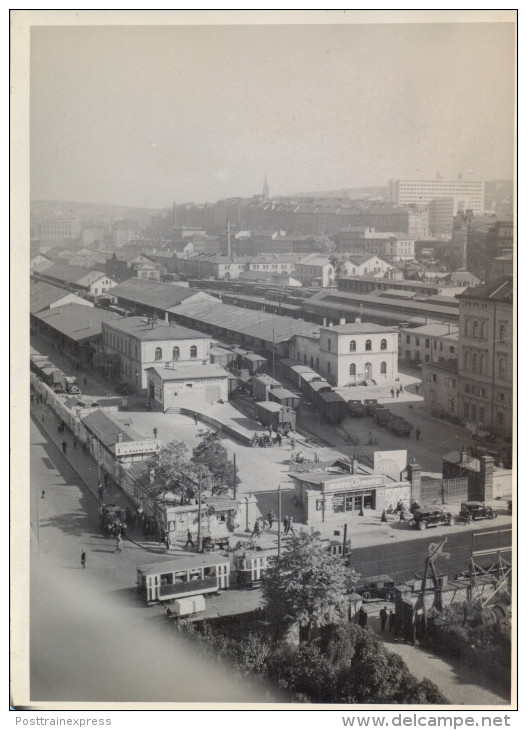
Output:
11,9,517,714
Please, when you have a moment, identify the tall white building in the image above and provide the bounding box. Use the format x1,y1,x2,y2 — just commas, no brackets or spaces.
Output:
390,179,485,215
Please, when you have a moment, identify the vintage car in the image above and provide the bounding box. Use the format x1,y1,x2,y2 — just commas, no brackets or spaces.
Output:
355,574,396,601
459,501,498,522
412,507,455,530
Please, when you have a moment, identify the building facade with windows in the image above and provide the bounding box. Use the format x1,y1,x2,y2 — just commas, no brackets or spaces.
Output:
293,321,398,387
102,316,212,390
389,178,485,214
421,359,459,419
456,277,513,434
399,323,459,366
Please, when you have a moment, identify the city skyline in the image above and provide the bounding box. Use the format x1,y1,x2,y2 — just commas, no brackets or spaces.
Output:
30,18,515,209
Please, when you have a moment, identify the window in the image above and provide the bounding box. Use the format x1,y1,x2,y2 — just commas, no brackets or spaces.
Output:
425,354,430,363
481,322,487,339
500,325,507,344
190,345,197,358
155,347,162,361
463,402,469,419
465,320,470,336
448,396,455,412
310,356,313,368
406,335,410,344
425,339,430,348
316,357,319,369
449,346,455,354
380,339,387,351
498,358,506,379
349,363,356,377
172,346,180,361
365,340,372,351
479,354,485,375
497,411,504,426
415,337,420,346
327,362,331,374
432,373,437,383
380,362,387,375
472,354,478,372
471,405,477,422
473,321,479,338
304,354,307,364
434,341,438,350
479,406,485,424
327,339,331,351
349,340,356,352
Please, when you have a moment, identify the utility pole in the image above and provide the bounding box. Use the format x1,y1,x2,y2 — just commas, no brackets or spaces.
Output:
277,482,282,557
197,469,202,551
342,522,348,558
233,453,237,500
272,312,276,379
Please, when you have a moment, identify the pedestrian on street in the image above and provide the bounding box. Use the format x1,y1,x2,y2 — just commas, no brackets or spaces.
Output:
165,534,171,551
184,530,194,549
62,440,67,455
380,606,388,631
115,535,123,553
283,516,289,534
415,427,421,441
381,510,388,524
266,511,275,530
153,427,158,439
358,607,368,628
41,490,45,499
288,516,295,535
399,508,406,522
290,438,296,452
277,433,282,447
391,387,395,398
389,610,396,634
396,389,400,398
252,519,261,538
80,551,86,569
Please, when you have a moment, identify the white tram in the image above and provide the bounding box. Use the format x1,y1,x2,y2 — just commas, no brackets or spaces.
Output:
137,553,230,604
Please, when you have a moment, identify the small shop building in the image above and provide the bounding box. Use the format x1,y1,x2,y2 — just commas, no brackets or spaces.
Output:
146,362,230,411
291,463,413,526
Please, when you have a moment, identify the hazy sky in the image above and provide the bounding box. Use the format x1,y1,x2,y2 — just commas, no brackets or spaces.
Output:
30,20,516,208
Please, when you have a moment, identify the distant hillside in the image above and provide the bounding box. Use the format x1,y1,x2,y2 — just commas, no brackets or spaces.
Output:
31,200,163,224
292,185,388,200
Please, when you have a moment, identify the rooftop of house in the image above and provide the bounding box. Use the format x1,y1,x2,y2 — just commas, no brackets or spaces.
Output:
30,281,92,314
322,321,398,335
110,278,210,310
146,363,230,381
458,276,513,304
33,303,120,341
402,323,459,338
81,409,146,449
174,299,314,344
102,315,209,341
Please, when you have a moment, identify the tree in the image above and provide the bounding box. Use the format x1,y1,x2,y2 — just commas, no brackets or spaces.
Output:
324,623,448,704
141,440,203,501
192,429,239,496
261,531,355,641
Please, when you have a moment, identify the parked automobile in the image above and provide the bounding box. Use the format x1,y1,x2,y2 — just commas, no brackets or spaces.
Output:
459,501,498,522
115,382,131,395
355,574,396,601
412,507,455,530
347,400,366,417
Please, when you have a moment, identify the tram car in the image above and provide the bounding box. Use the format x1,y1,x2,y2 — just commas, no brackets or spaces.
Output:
232,548,275,588
137,553,231,604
